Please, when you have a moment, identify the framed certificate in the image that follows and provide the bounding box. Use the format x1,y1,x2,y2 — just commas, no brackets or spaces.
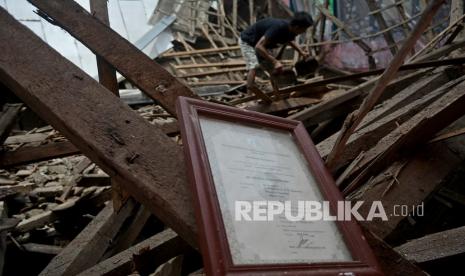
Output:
176,97,382,275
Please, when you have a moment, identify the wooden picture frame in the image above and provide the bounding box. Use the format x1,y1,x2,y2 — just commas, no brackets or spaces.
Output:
176,97,383,276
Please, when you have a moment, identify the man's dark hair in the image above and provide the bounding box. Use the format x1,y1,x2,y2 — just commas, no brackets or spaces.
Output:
290,12,313,28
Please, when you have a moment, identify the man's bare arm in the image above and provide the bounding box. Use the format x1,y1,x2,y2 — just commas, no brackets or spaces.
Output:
255,36,282,70
289,41,309,58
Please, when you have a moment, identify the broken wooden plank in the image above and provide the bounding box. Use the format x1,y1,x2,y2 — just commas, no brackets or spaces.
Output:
177,67,246,78
247,86,273,104
187,80,245,87
161,46,241,58
4,133,48,145
356,69,457,128
22,243,63,255
278,56,465,96
317,73,461,169
173,61,246,69
0,182,35,200
16,210,55,233
356,142,461,239
288,69,427,125
78,229,189,276
395,225,465,264
0,103,22,145
14,193,101,233
362,227,427,275
28,0,199,116
0,8,197,247
245,97,321,114
0,141,79,168
344,78,465,195
429,126,465,143
102,204,152,258
39,201,136,276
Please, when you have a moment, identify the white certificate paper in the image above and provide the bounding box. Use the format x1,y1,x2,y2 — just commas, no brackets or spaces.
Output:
199,116,352,265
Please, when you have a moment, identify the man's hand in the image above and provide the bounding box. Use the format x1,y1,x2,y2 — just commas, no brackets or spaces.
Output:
300,50,310,60
273,60,283,73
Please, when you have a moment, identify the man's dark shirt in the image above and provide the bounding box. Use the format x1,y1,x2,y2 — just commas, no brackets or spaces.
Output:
240,18,296,49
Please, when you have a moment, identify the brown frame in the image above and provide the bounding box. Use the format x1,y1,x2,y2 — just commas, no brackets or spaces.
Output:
176,97,383,276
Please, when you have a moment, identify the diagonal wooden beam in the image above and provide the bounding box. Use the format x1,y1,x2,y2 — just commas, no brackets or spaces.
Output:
0,103,22,145
40,202,136,276
27,0,200,116
287,69,427,125
395,225,465,264
317,72,457,170
0,7,197,246
79,229,189,276
90,0,119,97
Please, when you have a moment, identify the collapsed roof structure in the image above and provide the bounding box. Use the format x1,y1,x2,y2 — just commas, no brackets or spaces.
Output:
0,0,464,275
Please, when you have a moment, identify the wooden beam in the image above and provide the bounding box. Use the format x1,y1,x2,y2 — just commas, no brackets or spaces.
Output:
232,0,237,30
343,78,465,195
287,69,427,125
173,61,246,69
247,86,273,104
22,243,63,255
0,120,179,168
245,97,321,114
326,0,447,170
3,133,47,145
90,0,128,212
357,142,461,239
187,80,245,87
395,225,465,263
28,0,199,116
248,0,255,24
177,67,246,78
0,103,22,145
0,141,79,168
355,69,459,127
362,227,427,275
429,126,465,143
102,204,152,258
0,8,197,246
78,229,189,276
278,56,465,97
90,0,118,96
39,202,136,276
316,72,456,168
161,46,241,58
